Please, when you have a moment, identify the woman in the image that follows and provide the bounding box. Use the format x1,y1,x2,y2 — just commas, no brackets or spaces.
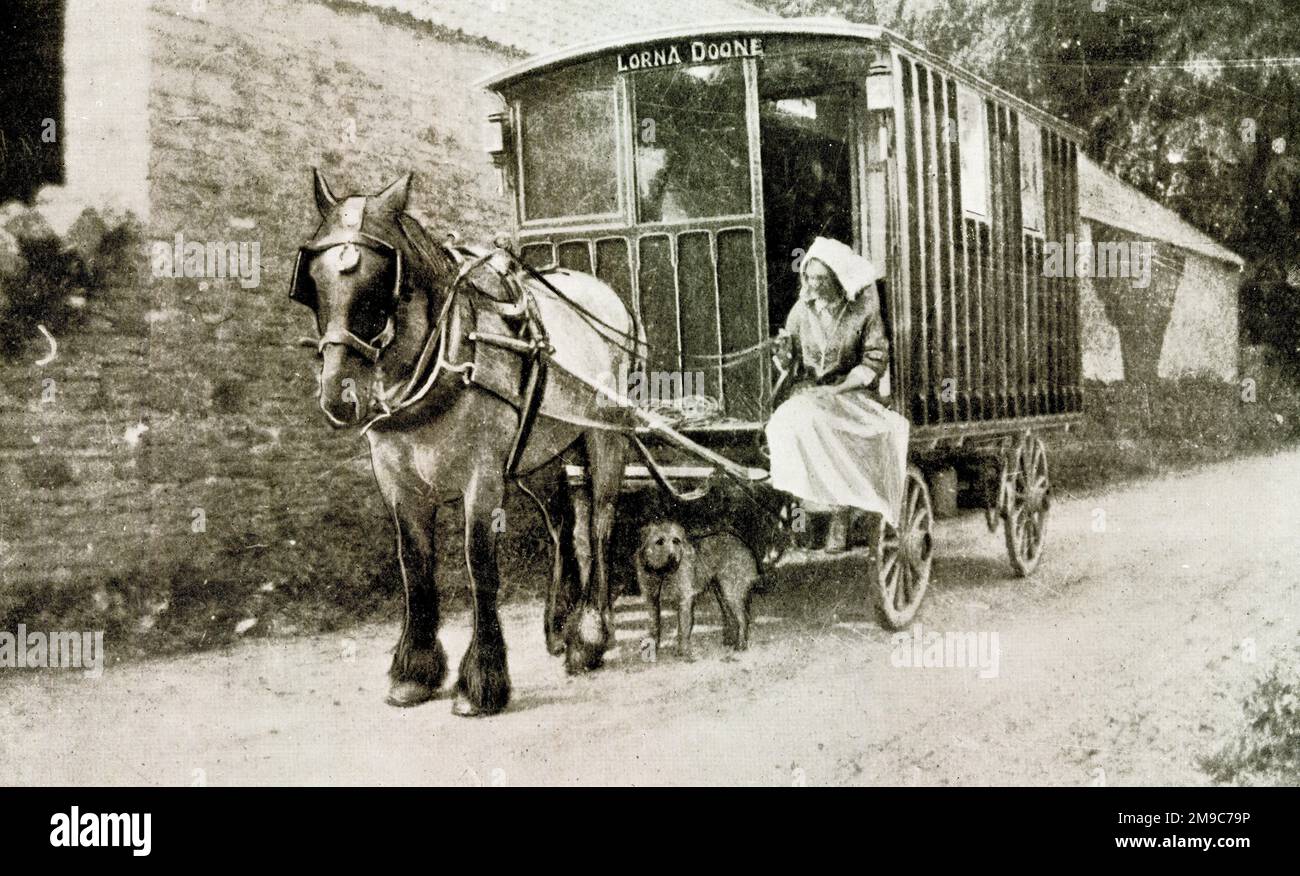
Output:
766,237,909,552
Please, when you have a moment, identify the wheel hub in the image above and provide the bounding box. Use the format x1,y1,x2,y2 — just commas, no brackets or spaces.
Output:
900,525,929,564
1025,483,1048,515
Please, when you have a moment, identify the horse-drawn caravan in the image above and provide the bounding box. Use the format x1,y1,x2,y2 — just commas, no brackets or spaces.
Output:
291,20,1083,716
479,20,1084,625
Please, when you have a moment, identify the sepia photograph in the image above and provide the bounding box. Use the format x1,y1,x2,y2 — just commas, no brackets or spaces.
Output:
1,0,1297,849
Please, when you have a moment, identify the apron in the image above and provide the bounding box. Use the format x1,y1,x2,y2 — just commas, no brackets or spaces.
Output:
765,386,910,527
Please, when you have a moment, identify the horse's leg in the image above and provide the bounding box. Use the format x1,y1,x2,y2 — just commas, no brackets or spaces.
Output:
563,430,625,674
453,471,511,717
547,484,584,656
519,468,580,656
386,499,447,707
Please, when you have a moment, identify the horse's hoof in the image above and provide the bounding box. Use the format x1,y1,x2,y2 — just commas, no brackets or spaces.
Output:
563,607,609,674
385,680,438,708
564,640,606,675
545,631,566,657
452,691,505,718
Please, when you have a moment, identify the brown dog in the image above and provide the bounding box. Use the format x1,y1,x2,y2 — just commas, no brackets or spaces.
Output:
635,520,760,658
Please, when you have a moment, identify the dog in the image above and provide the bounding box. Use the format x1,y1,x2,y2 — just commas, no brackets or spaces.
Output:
634,520,761,659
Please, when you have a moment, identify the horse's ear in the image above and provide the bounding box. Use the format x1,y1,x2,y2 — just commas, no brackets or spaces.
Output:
374,172,413,214
313,167,338,215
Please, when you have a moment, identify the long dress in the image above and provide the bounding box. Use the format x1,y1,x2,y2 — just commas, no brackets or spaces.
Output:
765,248,910,527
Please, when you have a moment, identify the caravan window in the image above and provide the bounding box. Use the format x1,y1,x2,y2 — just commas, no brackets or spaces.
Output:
632,63,752,222
1019,116,1044,232
957,86,989,218
519,69,620,221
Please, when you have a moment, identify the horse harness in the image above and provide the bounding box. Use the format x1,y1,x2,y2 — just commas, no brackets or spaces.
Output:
292,199,556,477
293,201,802,530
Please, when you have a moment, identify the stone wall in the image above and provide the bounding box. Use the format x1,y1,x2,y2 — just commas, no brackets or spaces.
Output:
0,0,521,643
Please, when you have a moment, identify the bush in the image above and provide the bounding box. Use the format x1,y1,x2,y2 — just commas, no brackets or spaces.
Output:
1202,662,1300,785
1052,364,1300,494
0,217,140,361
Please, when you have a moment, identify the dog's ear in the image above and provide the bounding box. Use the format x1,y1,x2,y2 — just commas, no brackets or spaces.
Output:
634,540,656,577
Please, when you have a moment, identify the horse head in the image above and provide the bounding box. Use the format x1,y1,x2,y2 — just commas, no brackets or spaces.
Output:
290,169,452,427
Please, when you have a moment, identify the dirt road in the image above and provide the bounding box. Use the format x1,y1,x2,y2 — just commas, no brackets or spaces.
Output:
3,449,1298,786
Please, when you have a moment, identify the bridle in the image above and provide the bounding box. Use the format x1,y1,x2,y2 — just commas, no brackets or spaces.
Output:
312,244,400,365
292,244,402,365
290,194,414,365
292,203,511,432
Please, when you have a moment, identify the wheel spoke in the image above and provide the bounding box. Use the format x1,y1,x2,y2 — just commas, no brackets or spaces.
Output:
881,541,898,591
897,560,913,609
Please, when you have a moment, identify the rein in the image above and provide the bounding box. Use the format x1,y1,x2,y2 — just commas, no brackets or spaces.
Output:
497,245,779,368
297,219,783,521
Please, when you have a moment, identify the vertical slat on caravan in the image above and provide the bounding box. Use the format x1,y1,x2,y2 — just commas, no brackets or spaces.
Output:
923,64,946,426
890,50,912,419
898,58,925,425
939,75,962,423
985,100,1007,419
1007,108,1029,419
963,87,992,421
901,55,963,427
1041,126,1083,414
1067,140,1082,411
944,77,971,421
1044,129,1063,414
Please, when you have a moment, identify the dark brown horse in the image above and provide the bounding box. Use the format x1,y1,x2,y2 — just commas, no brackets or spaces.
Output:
290,170,641,716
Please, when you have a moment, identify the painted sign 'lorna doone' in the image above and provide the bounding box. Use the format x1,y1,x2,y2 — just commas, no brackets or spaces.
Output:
616,37,765,72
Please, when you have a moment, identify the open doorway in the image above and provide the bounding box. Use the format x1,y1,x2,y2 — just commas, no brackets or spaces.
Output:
758,83,859,334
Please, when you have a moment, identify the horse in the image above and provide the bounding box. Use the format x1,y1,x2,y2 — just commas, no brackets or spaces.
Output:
289,169,642,716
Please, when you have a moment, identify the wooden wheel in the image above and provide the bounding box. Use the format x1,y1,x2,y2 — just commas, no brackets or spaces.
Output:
1003,434,1050,576
868,464,934,630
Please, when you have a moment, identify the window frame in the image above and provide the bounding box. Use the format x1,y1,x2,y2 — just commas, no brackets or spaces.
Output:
1018,114,1045,235
513,70,630,230
628,60,758,227
956,84,991,223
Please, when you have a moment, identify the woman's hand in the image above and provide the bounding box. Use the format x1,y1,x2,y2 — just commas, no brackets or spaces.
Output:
834,364,877,394
772,330,796,370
